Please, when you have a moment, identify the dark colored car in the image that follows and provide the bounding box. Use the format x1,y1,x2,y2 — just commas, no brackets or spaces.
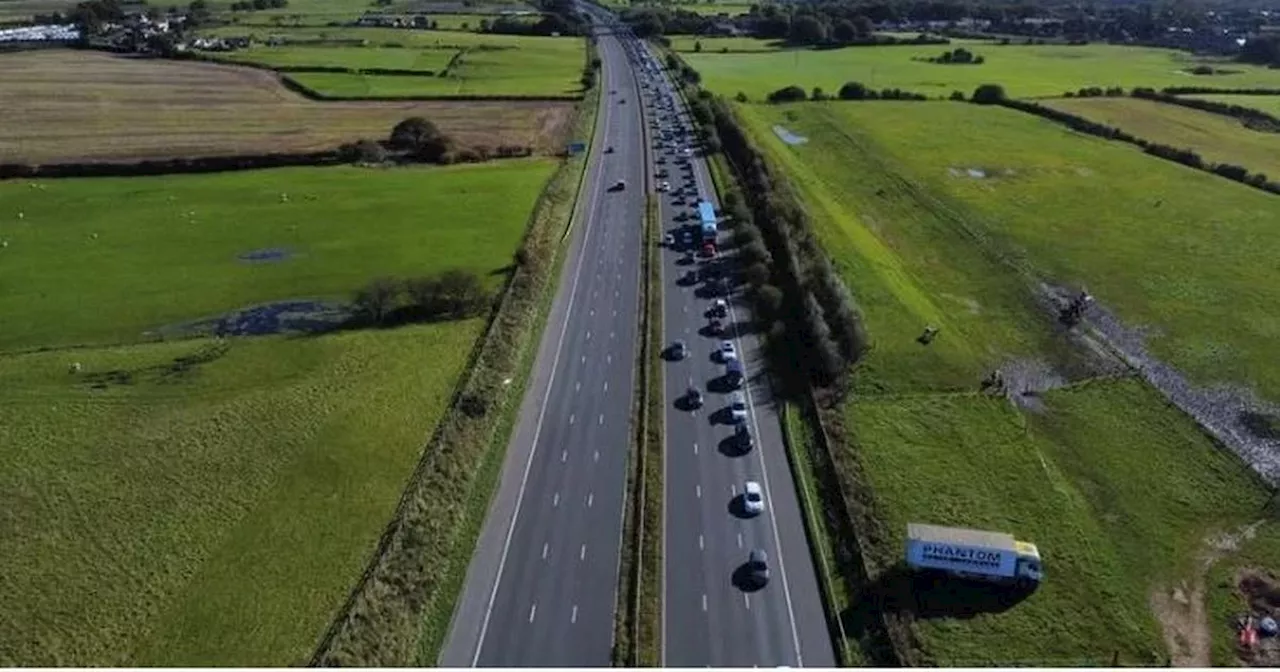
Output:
687,386,703,408
747,549,770,587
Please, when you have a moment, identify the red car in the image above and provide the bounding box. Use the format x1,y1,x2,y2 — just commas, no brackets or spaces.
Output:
700,242,716,258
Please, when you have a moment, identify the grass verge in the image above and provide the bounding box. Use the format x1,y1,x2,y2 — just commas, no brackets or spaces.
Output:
311,81,600,667
637,194,665,667
780,399,860,665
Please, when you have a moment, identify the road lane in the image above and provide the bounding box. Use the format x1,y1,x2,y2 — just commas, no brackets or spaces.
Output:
638,41,838,668
440,17,648,668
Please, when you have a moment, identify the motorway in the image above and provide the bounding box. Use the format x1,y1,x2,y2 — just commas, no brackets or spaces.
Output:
639,46,837,668
441,6,835,667
439,13,648,668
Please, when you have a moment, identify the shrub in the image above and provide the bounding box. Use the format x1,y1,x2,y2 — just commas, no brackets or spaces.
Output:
970,83,1006,104
766,85,808,103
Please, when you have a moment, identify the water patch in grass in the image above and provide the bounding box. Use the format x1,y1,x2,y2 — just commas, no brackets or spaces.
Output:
157,300,352,338
773,125,809,145
237,247,294,263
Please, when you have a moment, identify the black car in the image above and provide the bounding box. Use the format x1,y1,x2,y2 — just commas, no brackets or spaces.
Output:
687,386,703,408
735,423,752,449
746,549,770,587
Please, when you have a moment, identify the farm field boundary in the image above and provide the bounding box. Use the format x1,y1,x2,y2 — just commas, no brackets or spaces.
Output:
310,75,600,668
979,93,1280,196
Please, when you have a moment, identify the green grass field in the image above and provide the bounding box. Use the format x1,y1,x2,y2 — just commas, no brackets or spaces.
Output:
0,158,558,665
684,44,1280,99
847,381,1267,665
198,27,584,96
0,321,481,666
668,35,781,52
741,101,1280,402
735,99,1280,663
0,160,556,352
217,44,455,71
1045,96,1280,181
1187,93,1280,117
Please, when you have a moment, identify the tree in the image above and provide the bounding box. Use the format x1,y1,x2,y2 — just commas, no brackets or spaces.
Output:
832,18,858,43
390,117,441,150
971,83,1006,104
949,89,966,101
353,277,401,324
744,262,770,287
788,14,826,44
436,269,487,316
353,139,386,163
766,85,807,103
752,284,784,320
693,39,702,52
852,14,873,36
838,81,869,100
811,86,827,101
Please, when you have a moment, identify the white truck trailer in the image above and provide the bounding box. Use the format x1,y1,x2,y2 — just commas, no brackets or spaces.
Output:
905,523,1043,585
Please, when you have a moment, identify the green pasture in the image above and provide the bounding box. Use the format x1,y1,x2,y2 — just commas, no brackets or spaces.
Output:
1187,93,1280,116
736,99,1280,663
0,0,72,20
284,38,583,96
740,101,1280,403
668,35,780,53
1045,96,1280,180
0,160,556,352
198,27,583,96
683,44,1280,99
216,44,454,71
847,380,1266,665
0,320,482,665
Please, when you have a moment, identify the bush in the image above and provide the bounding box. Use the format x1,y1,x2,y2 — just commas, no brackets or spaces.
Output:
767,85,808,103
970,83,1006,104
838,81,869,100
949,90,966,101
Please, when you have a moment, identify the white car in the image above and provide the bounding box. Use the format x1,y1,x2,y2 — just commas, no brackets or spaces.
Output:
720,340,737,362
743,481,764,516
732,389,747,422
659,181,671,192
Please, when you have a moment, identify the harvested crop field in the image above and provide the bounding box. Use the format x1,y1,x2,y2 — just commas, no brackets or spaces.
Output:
0,50,574,163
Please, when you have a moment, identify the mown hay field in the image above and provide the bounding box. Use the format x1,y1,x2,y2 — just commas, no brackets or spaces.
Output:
0,155,559,665
0,159,557,351
198,25,586,97
0,50,573,163
737,100,1279,664
1045,96,1280,179
685,43,1280,99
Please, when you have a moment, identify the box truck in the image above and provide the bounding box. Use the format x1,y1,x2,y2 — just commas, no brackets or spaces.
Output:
905,523,1043,585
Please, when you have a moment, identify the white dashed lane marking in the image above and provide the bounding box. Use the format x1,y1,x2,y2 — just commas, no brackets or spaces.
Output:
528,604,537,623
542,543,549,559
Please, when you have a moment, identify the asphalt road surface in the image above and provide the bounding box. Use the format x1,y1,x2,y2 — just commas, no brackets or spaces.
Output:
639,47,838,668
439,16,648,668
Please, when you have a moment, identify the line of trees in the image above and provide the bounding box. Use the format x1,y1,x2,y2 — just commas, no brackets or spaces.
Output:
351,270,491,327
228,0,286,12
916,46,984,63
969,83,1280,195
761,81,929,103
679,66,868,390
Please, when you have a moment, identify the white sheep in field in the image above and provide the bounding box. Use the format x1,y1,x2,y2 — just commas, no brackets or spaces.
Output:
17,211,24,220
1,240,8,249
69,362,82,374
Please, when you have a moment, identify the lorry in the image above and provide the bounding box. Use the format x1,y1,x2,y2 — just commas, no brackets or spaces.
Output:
905,523,1043,585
